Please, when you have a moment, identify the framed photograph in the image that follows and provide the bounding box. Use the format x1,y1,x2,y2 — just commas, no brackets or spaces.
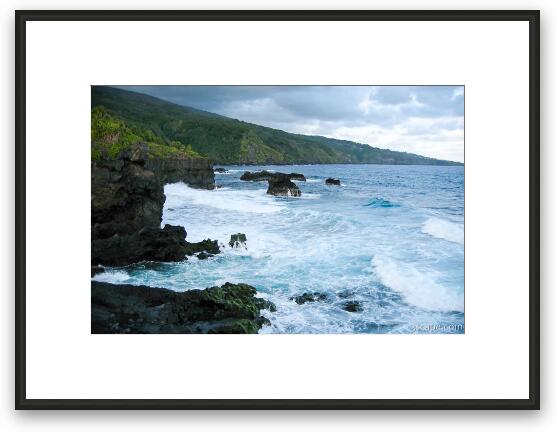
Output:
15,10,540,409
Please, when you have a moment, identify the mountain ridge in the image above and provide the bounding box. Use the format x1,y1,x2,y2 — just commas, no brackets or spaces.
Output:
91,86,463,166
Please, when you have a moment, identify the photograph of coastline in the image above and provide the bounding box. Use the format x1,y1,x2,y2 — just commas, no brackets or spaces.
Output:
91,85,464,334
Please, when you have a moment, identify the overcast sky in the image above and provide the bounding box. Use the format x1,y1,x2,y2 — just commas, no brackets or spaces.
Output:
119,85,464,162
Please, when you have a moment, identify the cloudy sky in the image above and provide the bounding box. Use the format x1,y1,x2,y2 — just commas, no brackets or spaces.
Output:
119,85,464,162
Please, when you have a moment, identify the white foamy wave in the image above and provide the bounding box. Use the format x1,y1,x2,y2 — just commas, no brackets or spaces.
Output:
422,217,464,245
372,255,463,312
164,183,283,214
300,193,321,200
92,270,132,284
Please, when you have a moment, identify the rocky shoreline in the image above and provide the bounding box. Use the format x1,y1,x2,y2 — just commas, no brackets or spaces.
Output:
91,144,275,333
91,152,350,333
92,281,275,334
91,143,217,267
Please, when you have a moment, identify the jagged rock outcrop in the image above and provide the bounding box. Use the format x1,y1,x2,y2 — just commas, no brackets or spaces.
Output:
91,281,276,334
240,170,273,181
184,239,220,256
241,170,306,182
290,292,328,305
92,144,164,240
326,178,341,186
266,173,301,197
92,223,220,266
145,157,215,189
92,224,190,266
92,143,218,266
229,233,247,248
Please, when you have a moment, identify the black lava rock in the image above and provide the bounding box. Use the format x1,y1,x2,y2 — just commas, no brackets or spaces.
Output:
241,170,306,182
291,292,328,305
229,233,247,248
91,281,276,334
92,224,190,266
184,238,220,256
267,173,301,197
196,252,213,260
342,301,363,312
91,266,105,277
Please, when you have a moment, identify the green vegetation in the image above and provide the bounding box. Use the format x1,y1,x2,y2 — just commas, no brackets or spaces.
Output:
91,106,200,161
91,86,463,166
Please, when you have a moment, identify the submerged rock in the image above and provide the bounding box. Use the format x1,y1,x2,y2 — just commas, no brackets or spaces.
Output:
91,281,276,334
241,170,306,182
229,233,247,248
341,300,363,312
291,292,328,305
326,178,341,186
196,252,213,260
214,167,229,173
267,174,301,197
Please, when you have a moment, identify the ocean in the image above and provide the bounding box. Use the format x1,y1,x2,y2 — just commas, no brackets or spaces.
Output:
93,164,464,334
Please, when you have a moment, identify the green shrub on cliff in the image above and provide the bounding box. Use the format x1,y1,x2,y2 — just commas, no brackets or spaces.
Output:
91,106,200,161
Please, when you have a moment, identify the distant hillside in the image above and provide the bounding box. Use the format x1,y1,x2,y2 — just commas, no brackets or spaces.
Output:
91,86,463,166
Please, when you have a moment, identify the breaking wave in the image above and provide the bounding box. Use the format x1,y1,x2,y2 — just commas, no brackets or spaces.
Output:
422,217,464,245
372,255,463,312
164,183,283,214
365,197,399,208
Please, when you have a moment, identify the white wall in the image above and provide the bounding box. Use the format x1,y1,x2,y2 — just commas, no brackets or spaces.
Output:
0,0,553,430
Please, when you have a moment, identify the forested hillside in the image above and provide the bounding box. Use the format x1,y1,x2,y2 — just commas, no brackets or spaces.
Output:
91,86,462,166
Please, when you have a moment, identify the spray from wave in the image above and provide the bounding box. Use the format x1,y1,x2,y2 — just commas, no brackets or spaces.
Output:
422,217,464,245
372,255,463,312
164,183,282,214
92,269,133,284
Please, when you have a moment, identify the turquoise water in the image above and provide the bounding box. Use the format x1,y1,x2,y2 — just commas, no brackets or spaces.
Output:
94,164,464,334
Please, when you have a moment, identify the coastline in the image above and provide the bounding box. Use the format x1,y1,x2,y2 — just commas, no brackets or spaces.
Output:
93,161,464,334
91,144,281,333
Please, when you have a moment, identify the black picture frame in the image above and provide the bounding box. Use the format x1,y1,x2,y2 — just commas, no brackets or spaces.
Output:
15,9,540,410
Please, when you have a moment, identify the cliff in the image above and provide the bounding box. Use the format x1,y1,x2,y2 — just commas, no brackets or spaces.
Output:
145,157,214,189
92,145,164,240
91,143,217,266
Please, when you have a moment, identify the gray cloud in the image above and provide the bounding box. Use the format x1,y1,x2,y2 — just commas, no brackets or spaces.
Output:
117,85,464,162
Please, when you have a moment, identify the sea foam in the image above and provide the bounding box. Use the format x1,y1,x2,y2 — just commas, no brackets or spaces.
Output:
372,255,463,312
92,270,133,284
164,183,283,214
422,217,464,245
